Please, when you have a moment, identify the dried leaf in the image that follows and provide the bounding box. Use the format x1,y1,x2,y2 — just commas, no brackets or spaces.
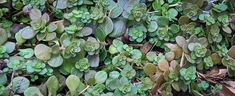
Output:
158,59,169,72
144,63,156,76
228,46,235,59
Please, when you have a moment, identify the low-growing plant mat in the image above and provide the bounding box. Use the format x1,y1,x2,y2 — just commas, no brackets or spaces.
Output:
0,0,235,96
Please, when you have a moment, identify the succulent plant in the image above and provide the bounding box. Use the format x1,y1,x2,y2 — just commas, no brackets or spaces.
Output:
0,46,6,58
208,24,222,43
63,40,81,58
1,0,234,95
128,3,147,21
180,66,196,84
188,43,207,58
204,56,213,69
75,58,89,71
64,7,91,24
84,37,100,55
128,24,147,42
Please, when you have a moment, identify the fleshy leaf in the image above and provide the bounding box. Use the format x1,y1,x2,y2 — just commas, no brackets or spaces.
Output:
46,76,59,96
66,75,80,95
95,71,108,84
34,44,52,60
12,77,30,93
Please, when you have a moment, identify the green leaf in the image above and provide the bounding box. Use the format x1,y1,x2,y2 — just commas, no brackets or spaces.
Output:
19,48,34,58
20,26,36,39
79,27,92,37
47,23,57,32
88,54,100,67
109,18,126,37
0,28,7,45
47,55,63,67
95,71,108,84
24,87,43,96
29,8,42,20
3,42,15,53
44,32,57,41
109,71,120,79
53,0,67,9
143,63,156,76
110,4,123,18
66,75,80,95
98,17,113,36
95,28,106,42
168,8,178,19
12,77,30,93
157,16,169,27
0,72,7,85
34,44,52,60
147,21,158,32
46,76,59,96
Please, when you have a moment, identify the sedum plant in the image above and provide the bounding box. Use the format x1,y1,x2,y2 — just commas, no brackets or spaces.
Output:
128,24,147,43
0,0,234,96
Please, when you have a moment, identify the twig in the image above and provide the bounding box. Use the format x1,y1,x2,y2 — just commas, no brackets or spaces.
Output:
169,2,182,7
8,0,12,20
13,11,23,17
79,85,90,95
128,44,143,47
180,52,185,67
116,67,122,71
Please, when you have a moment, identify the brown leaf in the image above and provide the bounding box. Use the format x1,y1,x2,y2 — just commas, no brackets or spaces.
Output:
222,26,232,34
165,51,175,61
164,43,182,59
218,84,235,96
211,53,222,64
228,46,235,59
158,59,169,72
144,63,157,76
150,72,164,95
224,81,235,88
206,67,227,78
175,36,187,48
141,42,153,54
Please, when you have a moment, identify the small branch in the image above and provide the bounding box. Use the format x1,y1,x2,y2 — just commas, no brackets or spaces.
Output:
180,52,185,67
128,44,143,47
116,67,122,71
8,0,12,19
79,85,90,95
169,2,182,7
13,11,23,17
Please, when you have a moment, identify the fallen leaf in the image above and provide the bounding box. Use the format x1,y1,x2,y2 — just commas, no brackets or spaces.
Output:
224,81,235,88
206,67,227,78
158,59,169,72
141,42,153,54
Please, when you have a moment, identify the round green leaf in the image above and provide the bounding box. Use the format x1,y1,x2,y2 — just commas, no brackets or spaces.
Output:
4,42,15,53
20,26,36,39
0,28,7,45
47,55,63,67
148,21,158,32
168,8,178,18
29,8,41,20
109,18,126,37
95,71,108,84
99,17,113,36
34,44,52,60
110,4,123,18
12,76,30,93
24,87,43,96
143,63,156,76
46,76,59,96
53,0,67,9
47,23,57,32
66,75,80,94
